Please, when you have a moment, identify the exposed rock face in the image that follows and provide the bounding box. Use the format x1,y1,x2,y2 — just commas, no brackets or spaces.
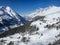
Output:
7,41,14,45
0,21,32,38
32,16,45,21
52,39,60,45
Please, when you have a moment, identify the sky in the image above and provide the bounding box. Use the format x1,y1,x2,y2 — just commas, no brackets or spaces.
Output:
0,0,60,15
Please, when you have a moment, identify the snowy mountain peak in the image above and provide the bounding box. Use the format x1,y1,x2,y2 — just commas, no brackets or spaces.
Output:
0,6,11,11
0,6,16,17
26,6,60,20
0,6,28,31
6,6,11,11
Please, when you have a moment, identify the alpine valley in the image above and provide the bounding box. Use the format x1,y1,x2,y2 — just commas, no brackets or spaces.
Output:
0,6,60,45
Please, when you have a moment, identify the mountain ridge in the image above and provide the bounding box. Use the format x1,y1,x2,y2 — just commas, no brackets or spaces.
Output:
0,6,28,32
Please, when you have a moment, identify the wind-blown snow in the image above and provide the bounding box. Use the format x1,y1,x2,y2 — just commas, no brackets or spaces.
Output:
0,6,60,45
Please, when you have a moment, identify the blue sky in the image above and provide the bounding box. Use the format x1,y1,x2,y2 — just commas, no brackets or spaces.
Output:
0,0,60,15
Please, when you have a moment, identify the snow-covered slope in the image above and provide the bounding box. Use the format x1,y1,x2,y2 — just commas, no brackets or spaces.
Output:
0,6,60,45
25,6,60,21
0,6,28,32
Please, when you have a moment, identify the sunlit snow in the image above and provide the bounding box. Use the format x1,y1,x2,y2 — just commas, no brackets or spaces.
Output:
0,6,60,45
